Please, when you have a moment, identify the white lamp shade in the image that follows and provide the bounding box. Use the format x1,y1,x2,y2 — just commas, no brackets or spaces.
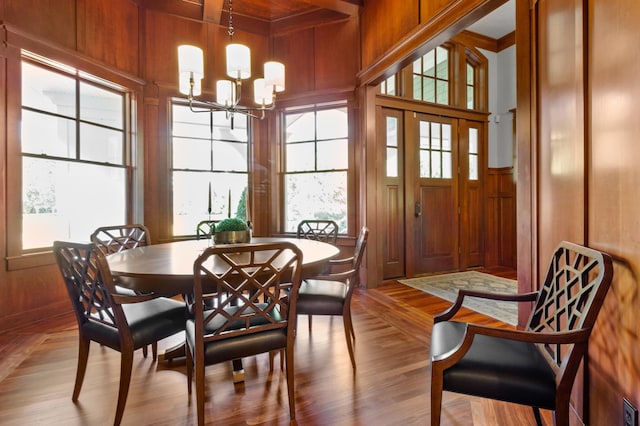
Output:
264,61,285,92
216,80,235,106
226,43,251,80
253,78,273,106
178,45,204,79
179,72,202,96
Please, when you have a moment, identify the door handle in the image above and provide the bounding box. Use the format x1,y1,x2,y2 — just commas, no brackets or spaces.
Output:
415,202,422,217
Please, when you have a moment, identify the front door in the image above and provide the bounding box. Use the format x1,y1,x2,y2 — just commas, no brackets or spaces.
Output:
406,112,460,274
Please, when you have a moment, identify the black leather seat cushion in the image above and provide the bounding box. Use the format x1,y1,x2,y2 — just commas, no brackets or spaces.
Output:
82,297,186,351
296,279,346,316
185,303,288,365
431,321,557,410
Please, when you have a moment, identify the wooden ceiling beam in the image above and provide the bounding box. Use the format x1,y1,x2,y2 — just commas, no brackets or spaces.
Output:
203,0,225,24
304,0,361,17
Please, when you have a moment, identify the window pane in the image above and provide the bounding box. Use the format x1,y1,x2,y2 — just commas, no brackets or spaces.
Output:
424,50,435,76
385,75,396,96
424,77,435,103
431,151,442,178
420,121,430,147
212,141,248,172
317,108,348,140
467,86,475,109
469,128,478,153
412,75,422,100
285,112,315,142
386,147,398,177
469,154,478,180
386,117,398,147
80,123,123,164
22,110,76,157
172,171,248,235
436,80,448,104
419,150,430,178
466,63,474,85
285,171,347,233
22,158,125,249
173,137,211,170
442,152,452,179
22,62,76,118
442,124,452,151
436,47,448,79
172,105,211,139
286,142,315,172
431,122,441,149
80,82,123,129
318,139,348,170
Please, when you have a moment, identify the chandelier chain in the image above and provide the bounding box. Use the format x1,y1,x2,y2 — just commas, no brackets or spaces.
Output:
228,0,234,38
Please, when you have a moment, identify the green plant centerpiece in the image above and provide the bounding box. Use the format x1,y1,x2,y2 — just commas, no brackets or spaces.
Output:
213,217,251,244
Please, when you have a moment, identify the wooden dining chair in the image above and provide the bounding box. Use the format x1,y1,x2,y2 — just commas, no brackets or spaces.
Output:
297,219,339,245
53,241,186,426
429,241,614,426
296,226,369,369
186,241,304,426
91,224,158,358
196,219,217,240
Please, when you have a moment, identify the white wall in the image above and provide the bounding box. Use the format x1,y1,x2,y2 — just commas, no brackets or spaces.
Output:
481,45,516,168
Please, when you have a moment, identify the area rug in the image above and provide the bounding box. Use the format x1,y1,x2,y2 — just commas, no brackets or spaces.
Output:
398,271,518,325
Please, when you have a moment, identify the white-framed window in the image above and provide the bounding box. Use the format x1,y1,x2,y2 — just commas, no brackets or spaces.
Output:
283,103,349,233
20,53,130,250
170,104,249,237
412,46,450,105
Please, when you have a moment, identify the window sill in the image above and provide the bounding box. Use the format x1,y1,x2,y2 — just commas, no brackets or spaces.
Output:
7,251,55,271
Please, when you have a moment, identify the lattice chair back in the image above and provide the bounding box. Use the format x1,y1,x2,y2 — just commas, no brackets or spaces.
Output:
296,220,339,245
526,241,613,373
190,242,304,344
196,220,217,240
54,241,126,339
91,224,150,255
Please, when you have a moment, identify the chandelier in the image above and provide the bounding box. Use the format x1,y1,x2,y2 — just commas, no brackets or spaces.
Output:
177,0,285,125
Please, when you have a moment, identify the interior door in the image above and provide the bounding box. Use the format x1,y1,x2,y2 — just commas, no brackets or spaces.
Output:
406,113,459,274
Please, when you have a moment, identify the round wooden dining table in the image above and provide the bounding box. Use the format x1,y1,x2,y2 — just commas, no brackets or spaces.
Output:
107,236,340,296
106,236,340,367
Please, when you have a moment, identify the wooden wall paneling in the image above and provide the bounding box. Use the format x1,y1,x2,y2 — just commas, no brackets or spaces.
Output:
313,18,359,91
360,0,419,71
272,28,316,95
76,0,140,76
143,10,207,86
484,169,500,266
2,0,77,50
588,0,640,424
536,0,585,267
497,168,516,268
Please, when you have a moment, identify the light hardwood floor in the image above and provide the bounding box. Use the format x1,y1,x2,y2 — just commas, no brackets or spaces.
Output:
0,275,551,425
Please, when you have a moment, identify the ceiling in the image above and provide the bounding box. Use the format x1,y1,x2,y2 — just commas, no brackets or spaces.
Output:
467,0,515,39
142,0,513,39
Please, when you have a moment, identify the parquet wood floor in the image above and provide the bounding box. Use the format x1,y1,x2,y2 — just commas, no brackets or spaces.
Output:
0,272,552,425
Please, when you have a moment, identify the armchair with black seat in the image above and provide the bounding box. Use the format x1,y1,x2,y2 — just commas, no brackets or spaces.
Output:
297,219,339,245
53,241,186,426
429,241,614,426
296,226,368,370
91,224,159,359
186,241,304,426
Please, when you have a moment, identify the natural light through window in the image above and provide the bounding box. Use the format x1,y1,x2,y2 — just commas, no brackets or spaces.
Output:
284,104,348,233
21,56,128,250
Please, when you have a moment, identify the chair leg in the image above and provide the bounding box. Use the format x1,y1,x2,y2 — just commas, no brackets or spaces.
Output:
151,342,158,361
308,314,313,332
285,344,296,420
195,349,206,426
554,403,570,426
343,315,356,369
186,342,193,395
142,345,148,358
430,369,443,426
72,336,91,401
114,350,134,426
532,407,543,426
